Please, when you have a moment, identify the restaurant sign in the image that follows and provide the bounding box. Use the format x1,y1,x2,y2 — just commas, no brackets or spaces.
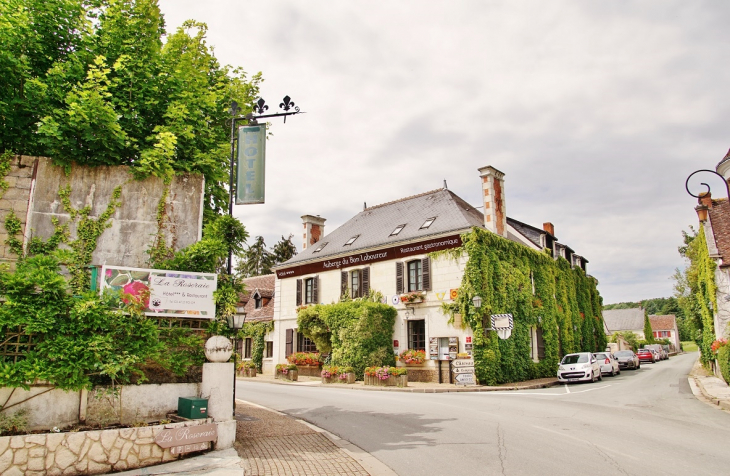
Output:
155,423,217,455
275,234,463,279
101,266,217,318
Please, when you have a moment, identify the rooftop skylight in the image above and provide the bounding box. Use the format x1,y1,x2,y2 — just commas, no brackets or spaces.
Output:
420,217,436,229
344,235,359,246
313,242,328,253
390,224,406,236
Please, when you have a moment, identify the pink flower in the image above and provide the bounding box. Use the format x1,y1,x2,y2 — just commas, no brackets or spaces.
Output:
122,280,150,308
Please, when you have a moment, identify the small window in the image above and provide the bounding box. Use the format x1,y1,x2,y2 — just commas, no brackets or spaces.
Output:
407,260,423,292
420,217,436,229
351,270,359,298
344,235,359,246
297,333,317,353
254,292,262,309
390,224,406,236
313,242,328,253
305,278,314,304
244,338,252,359
265,341,273,358
407,320,426,351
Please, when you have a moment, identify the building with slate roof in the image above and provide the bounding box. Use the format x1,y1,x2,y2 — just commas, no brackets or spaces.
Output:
693,148,730,342
235,274,276,373
649,314,680,352
602,308,646,340
270,166,594,381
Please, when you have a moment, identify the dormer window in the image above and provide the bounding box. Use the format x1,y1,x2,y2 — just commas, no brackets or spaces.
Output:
390,224,406,236
313,242,328,253
420,217,436,229
344,235,359,246
253,292,262,309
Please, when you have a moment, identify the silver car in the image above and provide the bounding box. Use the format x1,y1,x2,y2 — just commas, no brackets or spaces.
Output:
557,352,602,383
613,350,640,370
594,352,620,376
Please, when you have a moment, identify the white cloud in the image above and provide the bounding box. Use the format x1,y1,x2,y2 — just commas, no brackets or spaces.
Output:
159,0,730,303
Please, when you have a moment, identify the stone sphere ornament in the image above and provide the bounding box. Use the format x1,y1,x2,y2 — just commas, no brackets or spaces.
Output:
204,336,233,362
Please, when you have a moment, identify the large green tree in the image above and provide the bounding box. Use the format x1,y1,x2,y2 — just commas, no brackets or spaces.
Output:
237,236,274,278
0,0,262,224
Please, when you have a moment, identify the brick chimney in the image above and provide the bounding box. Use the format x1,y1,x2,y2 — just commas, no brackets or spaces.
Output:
301,215,326,250
478,166,507,237
543,222,555,236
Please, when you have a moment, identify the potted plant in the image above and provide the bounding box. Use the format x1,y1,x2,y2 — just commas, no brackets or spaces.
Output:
400,291,426,304
287,352,322,377
399,349,426,365
321,365,340,384
338,366,356,384
389,366,408,387
238,360,257,377
276,363,298,381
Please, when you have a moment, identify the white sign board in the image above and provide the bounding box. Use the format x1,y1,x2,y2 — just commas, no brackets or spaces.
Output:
101,266,217,318
452,358,476,386
452,359,475,368
491,314,514,330
455,373,475,385
452,367,475,375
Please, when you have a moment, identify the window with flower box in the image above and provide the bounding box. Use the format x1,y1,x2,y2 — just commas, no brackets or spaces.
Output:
408,320,426,351
396,257,431,294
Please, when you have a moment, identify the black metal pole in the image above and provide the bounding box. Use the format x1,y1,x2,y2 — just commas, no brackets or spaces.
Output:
227,101,238,276
232,334,237,417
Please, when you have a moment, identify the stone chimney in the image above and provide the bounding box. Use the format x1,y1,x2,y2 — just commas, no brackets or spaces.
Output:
301,215,326,250
543,222,555,236
478,166,507,237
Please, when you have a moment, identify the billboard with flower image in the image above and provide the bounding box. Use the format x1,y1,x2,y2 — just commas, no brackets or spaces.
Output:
101,265,217,318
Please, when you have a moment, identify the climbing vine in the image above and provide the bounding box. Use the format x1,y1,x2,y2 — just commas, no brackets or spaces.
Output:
59,184,122,293
3,211,23,257
691,226,717,365
0,151,13,199
439,227,606,385
147,184,176,266
238,321,274,372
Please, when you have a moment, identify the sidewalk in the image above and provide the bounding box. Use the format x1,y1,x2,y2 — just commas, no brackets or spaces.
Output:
689,358,730,412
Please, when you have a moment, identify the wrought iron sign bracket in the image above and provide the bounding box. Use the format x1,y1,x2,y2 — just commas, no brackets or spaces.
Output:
685,169,730,201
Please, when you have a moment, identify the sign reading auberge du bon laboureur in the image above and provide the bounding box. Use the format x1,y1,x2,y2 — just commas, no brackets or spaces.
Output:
101,266,217,318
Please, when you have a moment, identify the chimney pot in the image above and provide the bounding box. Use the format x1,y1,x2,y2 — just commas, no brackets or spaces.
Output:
301,215,326,250
696,205,709,222
699,192,713,209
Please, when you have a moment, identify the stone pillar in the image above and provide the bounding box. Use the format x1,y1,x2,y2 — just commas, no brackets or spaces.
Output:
201,363,236,449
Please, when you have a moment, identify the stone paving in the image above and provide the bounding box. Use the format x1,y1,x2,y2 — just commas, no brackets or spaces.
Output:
689,357,730,412
234,403,370,475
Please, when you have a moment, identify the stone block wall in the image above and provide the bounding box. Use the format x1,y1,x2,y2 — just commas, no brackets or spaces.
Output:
0,155,36,268
0,419,212,475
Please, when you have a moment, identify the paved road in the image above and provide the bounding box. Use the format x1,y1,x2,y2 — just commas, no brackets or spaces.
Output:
237,353,730,476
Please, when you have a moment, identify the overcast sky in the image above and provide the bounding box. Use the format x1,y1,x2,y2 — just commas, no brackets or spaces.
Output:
158,1,730,304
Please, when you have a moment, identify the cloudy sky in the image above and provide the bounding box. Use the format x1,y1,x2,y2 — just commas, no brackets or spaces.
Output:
158,1,730,304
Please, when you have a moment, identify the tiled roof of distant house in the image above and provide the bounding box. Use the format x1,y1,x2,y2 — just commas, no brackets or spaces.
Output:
238,274,275,321
602,308,645,333
649,314,677,331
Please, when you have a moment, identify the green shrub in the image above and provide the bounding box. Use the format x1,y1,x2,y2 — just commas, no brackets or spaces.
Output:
717,343,730,384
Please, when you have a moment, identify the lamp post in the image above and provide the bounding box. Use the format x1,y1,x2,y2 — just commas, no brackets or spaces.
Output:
226,311,246,417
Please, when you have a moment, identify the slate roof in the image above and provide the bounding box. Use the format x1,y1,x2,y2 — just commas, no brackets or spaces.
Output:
716,148,730,169
602,308,645,333
708,198,730,268
238,274,275,321
279,188,485,266
649,314,677,331
507,217,555,248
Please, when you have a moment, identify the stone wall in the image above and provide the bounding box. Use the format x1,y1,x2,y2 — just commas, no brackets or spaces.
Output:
0,156,204,270
0,419,213,475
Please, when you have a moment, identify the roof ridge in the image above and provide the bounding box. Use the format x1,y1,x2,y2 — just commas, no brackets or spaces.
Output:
364,188,445,211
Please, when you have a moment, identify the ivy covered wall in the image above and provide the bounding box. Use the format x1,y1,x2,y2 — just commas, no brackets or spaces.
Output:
441,228,605,385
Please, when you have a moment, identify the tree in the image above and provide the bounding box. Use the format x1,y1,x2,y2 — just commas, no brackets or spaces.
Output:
643,309,654,344
272,234,298,264
1,0,262,224
237,236,274,277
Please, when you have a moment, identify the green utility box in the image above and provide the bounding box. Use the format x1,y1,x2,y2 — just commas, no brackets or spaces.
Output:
178,397,208,419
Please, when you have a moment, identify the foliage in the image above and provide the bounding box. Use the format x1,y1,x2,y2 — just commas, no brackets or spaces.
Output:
1,0,262,223
320,365,339,378
673,227,717,366
0,254,161,390
238,320,273,372
4,210,24,257
364,365,406,380
286,352,321,366
0,409,28,435
0,151,14,199
275,363,297,374
643,309,655,344
399,349,426,364
717,343,730,384
439,227,605,385
238,360,256,370
237,236,274,278
610,331,640,351
400,291,426,303
154,327,205,376
297,300,397,378
272,234,298,264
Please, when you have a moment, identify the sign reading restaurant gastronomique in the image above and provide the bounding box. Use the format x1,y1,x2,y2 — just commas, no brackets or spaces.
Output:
275,234,463,279
101,265,217,318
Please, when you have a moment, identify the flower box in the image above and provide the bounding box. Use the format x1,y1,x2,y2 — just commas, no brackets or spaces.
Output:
282,370,298,382
243,368,257,378
363,367,408,387
338,372,356,384
296,364,322,377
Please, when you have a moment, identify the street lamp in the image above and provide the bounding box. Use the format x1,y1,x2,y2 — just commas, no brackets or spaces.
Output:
472,295,482,309
226,311,246,417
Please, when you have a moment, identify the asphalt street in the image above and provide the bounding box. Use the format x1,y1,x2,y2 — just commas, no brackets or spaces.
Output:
237,353,730,476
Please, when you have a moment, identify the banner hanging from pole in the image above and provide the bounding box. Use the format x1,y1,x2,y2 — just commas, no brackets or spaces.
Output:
236,124,266,204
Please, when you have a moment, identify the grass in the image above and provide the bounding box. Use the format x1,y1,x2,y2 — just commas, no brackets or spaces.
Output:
682,341,698,352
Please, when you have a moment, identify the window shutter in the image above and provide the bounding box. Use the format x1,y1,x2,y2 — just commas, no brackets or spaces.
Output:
396,262,404,294
285,328,294,357
312,276,319,303
341,271,347,299
296,279,302,306
536,327,545,360
422,256,431,291
362,267,370,297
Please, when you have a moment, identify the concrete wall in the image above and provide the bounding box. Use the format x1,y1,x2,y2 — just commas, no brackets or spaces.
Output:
2,156,204,270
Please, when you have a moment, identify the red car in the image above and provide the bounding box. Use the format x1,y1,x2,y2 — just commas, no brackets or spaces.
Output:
636,348,655,364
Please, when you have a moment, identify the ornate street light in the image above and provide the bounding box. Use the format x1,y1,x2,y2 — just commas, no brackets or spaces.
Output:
226,311,246,417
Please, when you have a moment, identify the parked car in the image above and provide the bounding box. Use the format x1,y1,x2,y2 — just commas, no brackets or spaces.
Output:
661,345,670,359
557,352,602,383
636,348,655,364
644,344,665,360
614,350,640,370
594,352,620,376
